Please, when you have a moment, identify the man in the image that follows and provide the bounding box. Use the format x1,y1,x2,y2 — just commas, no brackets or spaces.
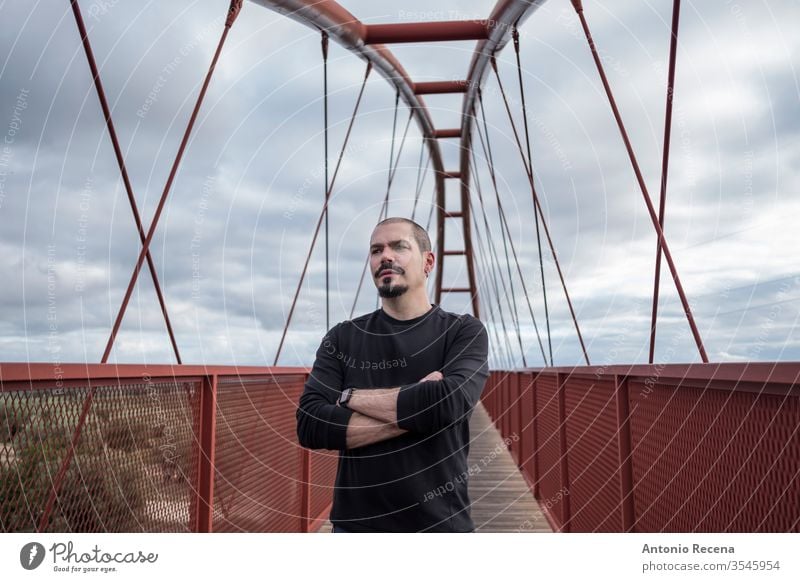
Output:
296,217,489,533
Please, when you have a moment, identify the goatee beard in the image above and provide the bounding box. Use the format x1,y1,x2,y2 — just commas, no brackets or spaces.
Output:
378,282,409,298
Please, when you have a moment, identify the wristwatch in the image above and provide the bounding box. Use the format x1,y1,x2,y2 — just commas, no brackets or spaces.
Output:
339,387,355,408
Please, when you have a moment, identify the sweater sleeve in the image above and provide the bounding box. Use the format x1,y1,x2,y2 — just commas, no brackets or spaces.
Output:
296,325,354,450
395,315,489,434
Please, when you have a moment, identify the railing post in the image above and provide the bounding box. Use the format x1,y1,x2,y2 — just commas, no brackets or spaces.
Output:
517,372,525,469
532,372,539,499
615,374,636,532
299,447,311,532
512,372,520,462
195,374,218,532
557,371,572,532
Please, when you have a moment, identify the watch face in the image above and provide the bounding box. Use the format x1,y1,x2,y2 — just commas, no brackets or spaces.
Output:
341,388,351,403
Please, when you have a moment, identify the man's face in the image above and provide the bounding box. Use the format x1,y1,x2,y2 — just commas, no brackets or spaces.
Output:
369,222,431,299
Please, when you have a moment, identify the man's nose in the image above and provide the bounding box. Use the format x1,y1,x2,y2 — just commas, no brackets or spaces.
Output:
379,247,395,263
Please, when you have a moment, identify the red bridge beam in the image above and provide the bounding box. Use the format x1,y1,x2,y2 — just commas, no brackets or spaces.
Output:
414,81,468,95
364,21,489,44
433,128,462,139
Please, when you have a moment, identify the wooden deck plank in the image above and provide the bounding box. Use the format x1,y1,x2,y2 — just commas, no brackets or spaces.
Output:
315,402,551,533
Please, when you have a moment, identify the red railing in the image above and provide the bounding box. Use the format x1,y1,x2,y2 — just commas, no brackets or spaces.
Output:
0,364,336,533
4,362,798,532
482,363,800,532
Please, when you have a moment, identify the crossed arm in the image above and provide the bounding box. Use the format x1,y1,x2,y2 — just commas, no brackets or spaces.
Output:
296,318,488,452
339,372,442,449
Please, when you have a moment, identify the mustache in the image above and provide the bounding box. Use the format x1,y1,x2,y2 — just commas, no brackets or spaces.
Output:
375,263,404,277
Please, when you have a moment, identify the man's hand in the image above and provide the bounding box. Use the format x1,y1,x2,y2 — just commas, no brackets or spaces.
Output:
339,372,444,433
419,371,443,382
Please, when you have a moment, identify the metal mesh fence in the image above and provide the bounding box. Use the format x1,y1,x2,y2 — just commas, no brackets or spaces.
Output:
212,374,305,532
1,379,199,532
482,367,800,532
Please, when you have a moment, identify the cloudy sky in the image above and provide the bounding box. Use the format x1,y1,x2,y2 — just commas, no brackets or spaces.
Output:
1,0,798,368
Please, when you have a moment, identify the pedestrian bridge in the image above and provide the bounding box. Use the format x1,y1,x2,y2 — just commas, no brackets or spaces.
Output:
1,0,798,533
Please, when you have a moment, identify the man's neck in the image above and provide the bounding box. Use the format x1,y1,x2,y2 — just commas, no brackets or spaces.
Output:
380,291,432,321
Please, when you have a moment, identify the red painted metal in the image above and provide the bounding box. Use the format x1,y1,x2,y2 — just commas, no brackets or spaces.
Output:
308,450,337,531
481,364,800,532
627,375,799,531
102,7,240,364
0,363,308,383
442,250,466,256
34,5,244,530
415,82,467,95
563,374,620,532
298,447,311,533
534,372,562,530
69,0,181,365
650,0,682,363
531,372,540,498
364,21,489,44
250,0,479,317
212,374,306,531
1,364,341,532
432,128,462,139
556,372,572,532
512,372,522,464
195,374,218,532
518,372,534,482
571,0,708,363
455,0,547,323
443,211,464,218
615,374,636,532
443,171,461,179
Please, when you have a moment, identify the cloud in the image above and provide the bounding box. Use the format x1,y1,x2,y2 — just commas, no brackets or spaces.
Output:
1,0,797,367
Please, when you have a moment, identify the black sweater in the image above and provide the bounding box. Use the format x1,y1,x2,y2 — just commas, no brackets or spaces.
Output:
296,304,489,532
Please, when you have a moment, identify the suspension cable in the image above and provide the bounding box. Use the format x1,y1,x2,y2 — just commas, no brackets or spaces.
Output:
649,0,682,363
570,0,707,362
274,61,373,364
351,107,414,318
372,108,415,310
468,190,519,365
470,196,517,366
425,185,436,233
468,138,527,367
511,28,554,365
490,56,591,365
426,190,438,299
384,89,401,215
475,250,513,369
411,139,432,222
474,93,549,365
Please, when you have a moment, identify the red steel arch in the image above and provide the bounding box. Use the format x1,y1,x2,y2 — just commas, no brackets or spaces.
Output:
249,0,545,318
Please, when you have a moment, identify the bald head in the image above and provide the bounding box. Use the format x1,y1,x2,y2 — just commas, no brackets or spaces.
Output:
374,217,431,254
